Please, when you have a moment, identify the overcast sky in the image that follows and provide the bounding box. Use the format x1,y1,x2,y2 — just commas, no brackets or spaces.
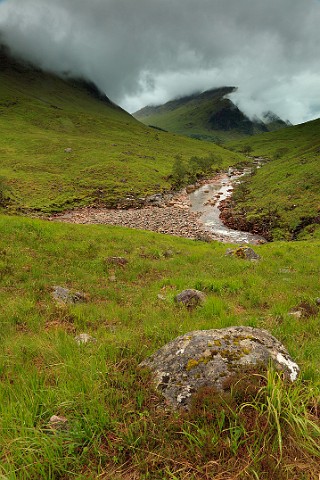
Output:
1,0,320,124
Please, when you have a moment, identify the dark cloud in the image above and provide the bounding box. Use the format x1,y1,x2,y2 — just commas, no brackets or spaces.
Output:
1,0,320,123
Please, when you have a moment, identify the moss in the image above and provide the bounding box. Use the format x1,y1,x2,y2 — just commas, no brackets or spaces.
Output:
186,358,201,371
242,347,251,355
186,338,254,371
186,351,218,371
218,348,245,362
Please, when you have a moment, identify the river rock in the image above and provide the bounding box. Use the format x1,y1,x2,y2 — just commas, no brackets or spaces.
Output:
145,193,165,207
140,326,299,409
186,185,196,194
52,286,87,305
175,289,206,308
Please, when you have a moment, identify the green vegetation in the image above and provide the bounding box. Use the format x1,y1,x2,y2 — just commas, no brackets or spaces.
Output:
171,153,224,187
1,48,319,479
0,54,243,214
134,88,288,144
0,215,319,478
227,119,320,240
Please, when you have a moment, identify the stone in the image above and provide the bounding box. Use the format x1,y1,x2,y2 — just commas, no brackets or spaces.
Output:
175,289,206,308
64,148,72,153
105,257,128,267
140,326,299,409
49,415,68,431
195,232,212,243
226,247,261,261
288,310,303,319
145,193,165,207
289,302,319,319
52,286,87,305
186,185,196,194
75,333,97,345
315,298,320,306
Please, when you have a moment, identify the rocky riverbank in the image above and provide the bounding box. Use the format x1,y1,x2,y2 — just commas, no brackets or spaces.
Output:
49,191,213,241
49,167,268,244
218,197,272,241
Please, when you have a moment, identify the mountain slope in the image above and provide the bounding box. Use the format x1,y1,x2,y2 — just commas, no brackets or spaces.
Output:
224,119,320,240
134,87,289,143
0,46,243,213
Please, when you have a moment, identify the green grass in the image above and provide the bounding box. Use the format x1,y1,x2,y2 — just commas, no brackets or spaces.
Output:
0,56,243,214
226,119,320,240
0,215,319,478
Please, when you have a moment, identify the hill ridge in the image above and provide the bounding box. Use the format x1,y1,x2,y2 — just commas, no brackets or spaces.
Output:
134,86,289,143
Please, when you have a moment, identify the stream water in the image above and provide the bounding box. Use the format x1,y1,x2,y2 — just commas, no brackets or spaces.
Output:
189,170,266,244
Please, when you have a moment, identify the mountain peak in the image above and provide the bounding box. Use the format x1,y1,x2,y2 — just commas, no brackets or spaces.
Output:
134,87,288,142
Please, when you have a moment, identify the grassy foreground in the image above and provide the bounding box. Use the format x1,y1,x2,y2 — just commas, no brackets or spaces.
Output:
0,51,243,214
0,216,319,479
227,119,320,240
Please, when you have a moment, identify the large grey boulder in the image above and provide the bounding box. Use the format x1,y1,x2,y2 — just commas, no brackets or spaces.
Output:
140,326,299,409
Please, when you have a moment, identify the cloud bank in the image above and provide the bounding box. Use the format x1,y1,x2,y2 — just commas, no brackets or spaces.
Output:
0,0,320,123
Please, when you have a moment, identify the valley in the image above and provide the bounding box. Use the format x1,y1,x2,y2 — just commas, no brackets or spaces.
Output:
50,167,267,244
0,46,319,480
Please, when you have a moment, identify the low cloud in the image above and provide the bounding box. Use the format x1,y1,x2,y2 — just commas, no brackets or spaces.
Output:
1,0,320,123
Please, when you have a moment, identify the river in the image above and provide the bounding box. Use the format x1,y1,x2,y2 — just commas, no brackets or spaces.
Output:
188,169,266,244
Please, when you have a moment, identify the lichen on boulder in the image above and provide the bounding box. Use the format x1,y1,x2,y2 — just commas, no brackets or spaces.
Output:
140,326,299,409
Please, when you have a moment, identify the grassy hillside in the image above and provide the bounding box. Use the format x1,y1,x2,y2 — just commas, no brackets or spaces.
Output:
0,215,319,478
0,49,243,214
134,87,288,144
225,119,320,240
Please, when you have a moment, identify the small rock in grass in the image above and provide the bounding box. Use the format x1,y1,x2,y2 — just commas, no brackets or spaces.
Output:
52,286,87,305
49,415,68,431
289,302,319,319
105,257,128,267
75,333,97,345
157,294,166,301
226,247,260,261
315,298,320,306
279,268,293,274
175,289,206,308
64,148,72,153
288,310,303,319
109,274,116,282
195,232,212,243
